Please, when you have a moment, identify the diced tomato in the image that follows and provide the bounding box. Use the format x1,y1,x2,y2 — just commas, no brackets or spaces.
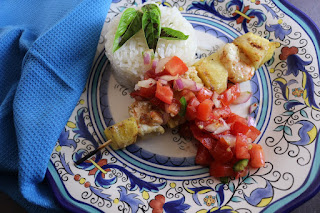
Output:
219,134,236,147
180,89,196,102
227,113,261,141
162,56,188,76
195,119,213,130
226,113,247,126
235,134,250,159
211,105,231,120
246,126,261,141
190,124,217,150
155,81,173,104
130,85,156,99
148,97,164,110
210,139,233,163
196,99,214,121
144,69,160,79
186,97,200,120
165,98,180,116
219,83,241,106
197,87,213,102
195,111,219,129
231,121,250,135
195,143,213,166
186,105,197,121
210,161,234,178
249,144,265,168
189,96,200,107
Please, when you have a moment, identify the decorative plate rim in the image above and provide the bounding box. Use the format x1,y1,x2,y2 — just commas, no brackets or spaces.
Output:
46,0,320,212
261,1,320,212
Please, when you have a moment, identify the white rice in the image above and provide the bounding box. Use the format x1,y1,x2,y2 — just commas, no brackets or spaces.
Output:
104,4,197,88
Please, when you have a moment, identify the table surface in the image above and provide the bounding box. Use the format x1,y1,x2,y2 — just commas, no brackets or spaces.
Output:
1,0,320,212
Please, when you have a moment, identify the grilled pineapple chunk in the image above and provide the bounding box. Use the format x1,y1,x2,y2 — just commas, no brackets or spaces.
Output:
193,52,228,94
233,32,276,69
104,117,138,150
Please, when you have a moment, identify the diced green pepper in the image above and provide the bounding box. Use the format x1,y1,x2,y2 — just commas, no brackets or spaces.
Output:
233,159,249,172
179,96,187,117
220,177,229,184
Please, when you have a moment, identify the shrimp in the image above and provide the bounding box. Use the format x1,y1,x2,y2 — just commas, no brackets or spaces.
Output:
219,43,255,83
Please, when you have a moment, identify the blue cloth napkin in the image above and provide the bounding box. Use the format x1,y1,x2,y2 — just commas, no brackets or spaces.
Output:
0,0,111,212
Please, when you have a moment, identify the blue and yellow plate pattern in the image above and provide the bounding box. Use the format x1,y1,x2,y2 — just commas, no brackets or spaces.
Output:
46,0,320,212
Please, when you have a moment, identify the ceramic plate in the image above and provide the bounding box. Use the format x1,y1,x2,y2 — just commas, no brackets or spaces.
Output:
46,0,320,212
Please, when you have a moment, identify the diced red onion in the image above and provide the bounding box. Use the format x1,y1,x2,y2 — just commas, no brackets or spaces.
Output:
225,88,233,102
152,59,158,70
174,78,184,91
155,57,172,74
233,91,252,104
212,91,221,108
143,49,154,65
173,77,202,92
143,53,151,65
247,116,256,127
134,84,140,91
249,102,259,114
159,75,179,81
219,134,236,147
135,79,156,90
174,78,195,91
195,83,204,91
181,78,196,90
204,118,230,135
159,79,168,85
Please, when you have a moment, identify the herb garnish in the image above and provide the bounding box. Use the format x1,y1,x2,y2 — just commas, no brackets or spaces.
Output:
113,4,189,53
112,8,143,53
160,27,189,40
141,4,161,51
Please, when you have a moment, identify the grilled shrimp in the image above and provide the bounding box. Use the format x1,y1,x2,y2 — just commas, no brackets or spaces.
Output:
219,43,255,83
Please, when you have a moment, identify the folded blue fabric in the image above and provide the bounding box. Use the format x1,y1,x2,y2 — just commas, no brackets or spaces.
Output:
0,0,111,212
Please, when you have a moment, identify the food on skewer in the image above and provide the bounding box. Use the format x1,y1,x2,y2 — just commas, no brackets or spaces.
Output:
75,140,112,165
194,50,229,94
104,117,139,150
129,101,165,136
194,32,277,92
97,3,277,179
233,32,277,70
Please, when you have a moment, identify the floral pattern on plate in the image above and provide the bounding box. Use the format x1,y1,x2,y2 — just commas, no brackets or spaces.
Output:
47,0,320,212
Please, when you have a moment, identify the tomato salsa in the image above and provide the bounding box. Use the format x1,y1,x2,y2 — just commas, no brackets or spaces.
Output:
130,56,265,181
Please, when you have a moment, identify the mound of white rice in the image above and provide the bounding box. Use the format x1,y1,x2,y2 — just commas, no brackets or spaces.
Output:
105,4,197,89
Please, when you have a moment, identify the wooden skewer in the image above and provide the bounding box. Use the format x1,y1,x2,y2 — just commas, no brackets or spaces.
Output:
75,139,112,165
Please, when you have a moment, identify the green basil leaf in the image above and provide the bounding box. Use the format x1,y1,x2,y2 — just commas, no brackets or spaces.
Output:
141,4,161,51
113,8,143,53
160,27,189,40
